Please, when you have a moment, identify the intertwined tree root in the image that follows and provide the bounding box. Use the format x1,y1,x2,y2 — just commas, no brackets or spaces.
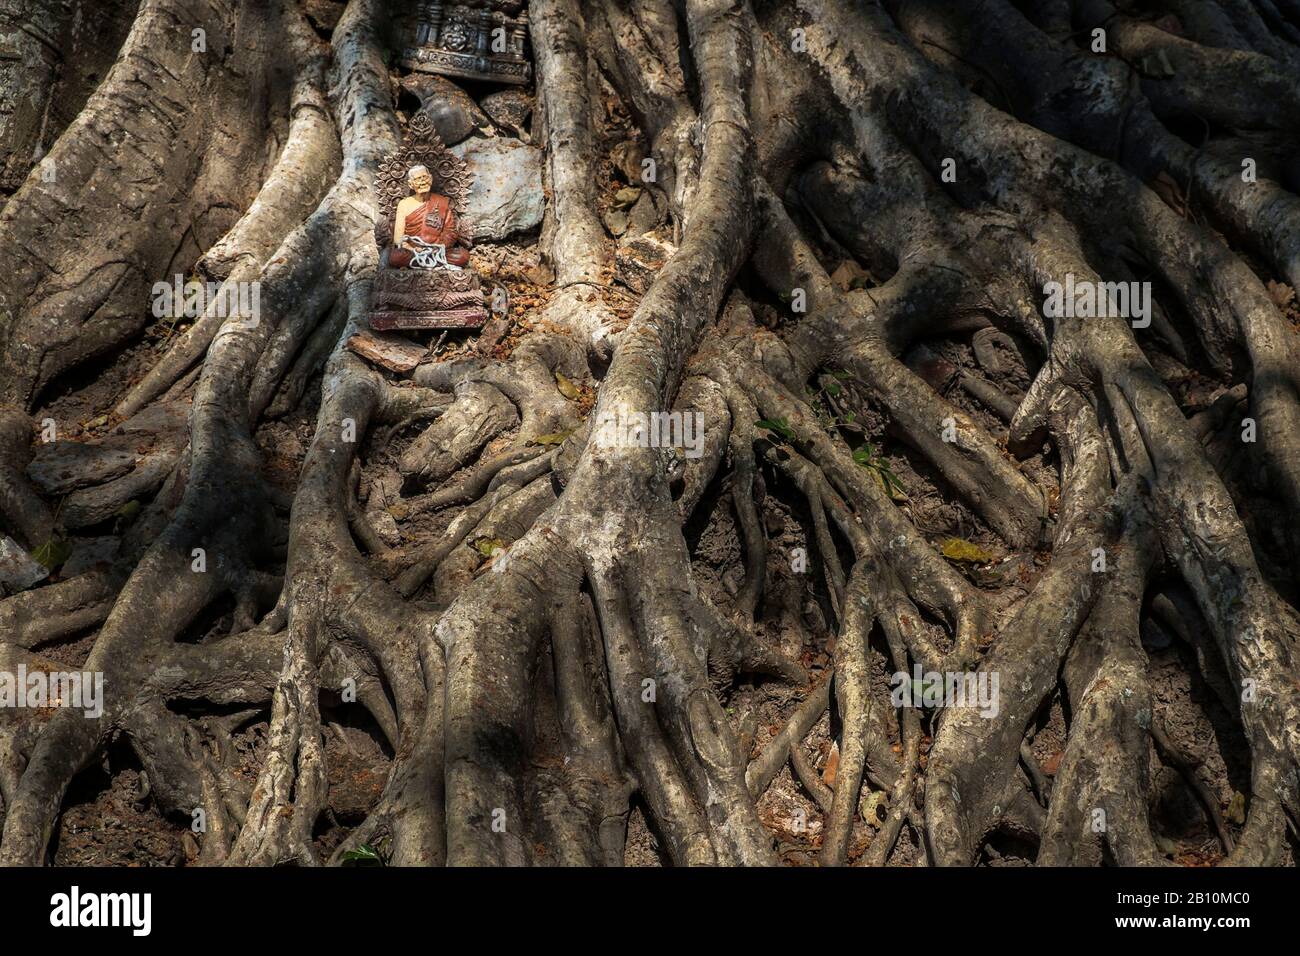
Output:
1,0,1299,866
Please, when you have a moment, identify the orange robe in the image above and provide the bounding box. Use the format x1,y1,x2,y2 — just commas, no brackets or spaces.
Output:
404,194,459,249
390,194,466,269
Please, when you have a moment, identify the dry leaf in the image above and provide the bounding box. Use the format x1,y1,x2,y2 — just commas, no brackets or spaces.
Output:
830,259,870,292
612,186,642,208
860,790,888,828
555,371,581,400
1225,791,1247,825
1266,280,1295,310
821,740,840,787
940,537,995,563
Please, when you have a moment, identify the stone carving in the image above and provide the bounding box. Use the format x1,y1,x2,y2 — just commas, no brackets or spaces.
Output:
400,1,533,86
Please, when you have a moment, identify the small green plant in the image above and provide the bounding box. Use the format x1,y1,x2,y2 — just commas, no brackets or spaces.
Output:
341,844,384,867
812,370,861,435
853,443,906,500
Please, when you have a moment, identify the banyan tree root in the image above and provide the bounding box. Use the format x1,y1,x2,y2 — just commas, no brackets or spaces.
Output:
1,0,1299,867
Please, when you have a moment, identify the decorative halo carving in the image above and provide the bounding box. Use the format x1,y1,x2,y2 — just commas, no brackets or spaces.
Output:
373,112,473,249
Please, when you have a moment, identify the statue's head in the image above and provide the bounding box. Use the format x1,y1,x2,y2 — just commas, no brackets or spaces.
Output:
407,165,433,195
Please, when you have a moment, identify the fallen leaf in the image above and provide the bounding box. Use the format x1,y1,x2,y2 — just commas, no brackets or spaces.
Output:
821,740,840,787
940,537,996,564
612,186,642,208
472,537,506,558
860,790,888,828
1266,280,1296,311
31,536,72,571
1225,791,1247,825
830,259,870,291
555,371,581,400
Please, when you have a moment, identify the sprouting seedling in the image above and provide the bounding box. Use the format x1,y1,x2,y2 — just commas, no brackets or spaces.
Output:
814,370,862,435
853,443,906,500
341,844,384,866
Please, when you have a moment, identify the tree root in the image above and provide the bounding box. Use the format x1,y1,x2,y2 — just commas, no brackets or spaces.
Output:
5,0,1300,870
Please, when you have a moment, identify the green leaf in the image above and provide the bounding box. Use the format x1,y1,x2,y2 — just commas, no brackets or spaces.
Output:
473,537,506,558
880,468,907,501
853,443,881,464
755,418,795,441
31,536,72,572
824,381,841,397
341,844,384,866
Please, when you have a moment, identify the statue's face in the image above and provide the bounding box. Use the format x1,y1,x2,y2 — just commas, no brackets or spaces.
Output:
408,170,433,193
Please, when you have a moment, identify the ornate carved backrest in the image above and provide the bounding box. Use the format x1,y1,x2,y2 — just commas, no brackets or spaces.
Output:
374,112,474,251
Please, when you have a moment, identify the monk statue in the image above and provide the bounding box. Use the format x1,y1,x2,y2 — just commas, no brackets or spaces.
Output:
388,164,472,269
370,114,488,330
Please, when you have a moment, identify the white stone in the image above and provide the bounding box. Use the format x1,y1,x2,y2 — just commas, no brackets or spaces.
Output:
0,535,47,595
450,137,545,241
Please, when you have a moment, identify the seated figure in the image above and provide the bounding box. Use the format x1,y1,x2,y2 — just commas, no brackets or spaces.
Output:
370,114,488,330
389,164,472,269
